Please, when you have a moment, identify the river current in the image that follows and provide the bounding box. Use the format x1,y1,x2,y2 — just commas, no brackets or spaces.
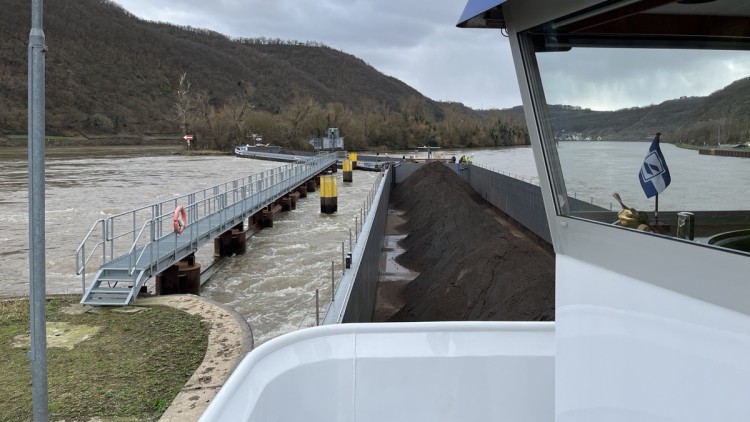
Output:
1,142,747,343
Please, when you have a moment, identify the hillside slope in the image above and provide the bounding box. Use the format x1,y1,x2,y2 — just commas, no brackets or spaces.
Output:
0,0,430,135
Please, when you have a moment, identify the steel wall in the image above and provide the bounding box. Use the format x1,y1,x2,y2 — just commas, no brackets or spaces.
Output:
393,162,465,183
324,168,392,324
468,165,552,244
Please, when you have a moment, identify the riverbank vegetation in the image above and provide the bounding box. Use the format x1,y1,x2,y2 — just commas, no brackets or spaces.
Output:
0,295,207,421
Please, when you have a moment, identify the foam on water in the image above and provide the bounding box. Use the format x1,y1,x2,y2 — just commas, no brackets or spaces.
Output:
201,169,380,344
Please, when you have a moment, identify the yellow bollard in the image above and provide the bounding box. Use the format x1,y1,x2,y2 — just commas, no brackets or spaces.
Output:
349,152,358,170
319,174,338,214
343,159,353,183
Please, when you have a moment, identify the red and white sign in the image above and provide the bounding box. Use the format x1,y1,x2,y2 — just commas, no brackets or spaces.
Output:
183,134,193,142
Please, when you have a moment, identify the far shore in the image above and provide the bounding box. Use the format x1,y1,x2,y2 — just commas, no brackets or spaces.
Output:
0,136,243,158
0,135,185,148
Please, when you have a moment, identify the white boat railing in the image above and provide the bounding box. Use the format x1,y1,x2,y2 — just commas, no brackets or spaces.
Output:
199,321,555,422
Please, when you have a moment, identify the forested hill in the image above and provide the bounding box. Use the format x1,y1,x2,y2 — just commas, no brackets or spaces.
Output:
0,0,423,133
0,0,528,150
542,76,750,144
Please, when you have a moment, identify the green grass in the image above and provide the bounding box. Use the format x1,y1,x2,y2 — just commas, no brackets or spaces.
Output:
0,295,208,422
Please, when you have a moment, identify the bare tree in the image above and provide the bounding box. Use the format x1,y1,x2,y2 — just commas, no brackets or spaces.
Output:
281,94,316,146
175,72,193,134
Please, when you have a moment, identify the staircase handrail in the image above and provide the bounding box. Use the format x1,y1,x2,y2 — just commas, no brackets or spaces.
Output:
128,219,157,276
75,219,107,293
75,218,106,275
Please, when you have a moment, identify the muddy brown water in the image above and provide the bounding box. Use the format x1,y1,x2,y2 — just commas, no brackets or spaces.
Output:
1,145,377,343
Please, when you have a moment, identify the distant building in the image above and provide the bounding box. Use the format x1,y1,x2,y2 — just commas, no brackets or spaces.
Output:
309,128,345,150
249,133,264,145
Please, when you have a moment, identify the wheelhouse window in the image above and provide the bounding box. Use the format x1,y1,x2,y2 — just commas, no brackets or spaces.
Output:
519,0,750,255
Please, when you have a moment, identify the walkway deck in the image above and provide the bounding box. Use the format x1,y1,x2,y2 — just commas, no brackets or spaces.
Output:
76,153,336,305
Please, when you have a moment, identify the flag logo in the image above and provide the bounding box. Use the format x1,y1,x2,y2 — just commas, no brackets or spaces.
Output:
638,133,671,198
640,151,666,181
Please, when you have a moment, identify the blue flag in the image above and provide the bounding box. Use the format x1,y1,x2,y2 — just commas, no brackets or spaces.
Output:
639,133,671,198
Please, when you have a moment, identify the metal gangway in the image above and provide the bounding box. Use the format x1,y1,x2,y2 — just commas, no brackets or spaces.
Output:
75,153,337,306
235,150,307,162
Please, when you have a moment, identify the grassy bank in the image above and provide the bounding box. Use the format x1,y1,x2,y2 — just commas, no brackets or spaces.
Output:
0,295,208,421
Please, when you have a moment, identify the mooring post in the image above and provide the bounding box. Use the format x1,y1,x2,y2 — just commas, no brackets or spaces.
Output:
343,159,353,183
319,174,338,214
315,289,320,326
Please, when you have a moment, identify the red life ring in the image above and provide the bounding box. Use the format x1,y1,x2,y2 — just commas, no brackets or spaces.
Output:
173,205,187,234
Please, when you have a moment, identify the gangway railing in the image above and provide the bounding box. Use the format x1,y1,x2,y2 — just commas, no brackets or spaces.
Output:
235,150,308,162
75,153,336,305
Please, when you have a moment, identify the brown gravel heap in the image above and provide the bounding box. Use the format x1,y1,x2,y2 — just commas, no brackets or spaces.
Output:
388,163,555,321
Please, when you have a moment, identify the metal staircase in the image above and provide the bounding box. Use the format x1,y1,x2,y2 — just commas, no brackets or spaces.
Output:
82,268,146,305
75,153,336,306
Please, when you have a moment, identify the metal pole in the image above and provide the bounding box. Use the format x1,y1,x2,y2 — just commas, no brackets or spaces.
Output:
349,228,352,250
341,241,345,273
28,0,48,419
150,205,157,242
331,261,335,301
315,289,320,326
80,244,85,293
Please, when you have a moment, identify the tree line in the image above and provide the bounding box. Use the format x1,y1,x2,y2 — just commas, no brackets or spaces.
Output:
174,73,529,152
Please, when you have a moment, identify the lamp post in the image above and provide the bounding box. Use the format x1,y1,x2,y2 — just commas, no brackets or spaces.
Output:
28,0,49,419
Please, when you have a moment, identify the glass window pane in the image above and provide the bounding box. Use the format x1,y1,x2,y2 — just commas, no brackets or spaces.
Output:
525,14,750,254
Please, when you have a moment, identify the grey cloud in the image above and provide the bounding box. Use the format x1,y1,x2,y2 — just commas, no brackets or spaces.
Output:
538,48,750,111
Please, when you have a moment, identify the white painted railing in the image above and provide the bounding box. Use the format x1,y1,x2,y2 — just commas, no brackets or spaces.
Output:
200,321,555,422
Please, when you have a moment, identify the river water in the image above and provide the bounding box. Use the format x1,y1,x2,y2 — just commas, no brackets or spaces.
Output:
0,145,379,344
453,142,750,212
1,142,747,343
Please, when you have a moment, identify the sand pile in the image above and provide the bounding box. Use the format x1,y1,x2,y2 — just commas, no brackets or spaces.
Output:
387,163,554,321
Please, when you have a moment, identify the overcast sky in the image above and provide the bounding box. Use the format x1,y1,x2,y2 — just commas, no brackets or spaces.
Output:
112,0,750,111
